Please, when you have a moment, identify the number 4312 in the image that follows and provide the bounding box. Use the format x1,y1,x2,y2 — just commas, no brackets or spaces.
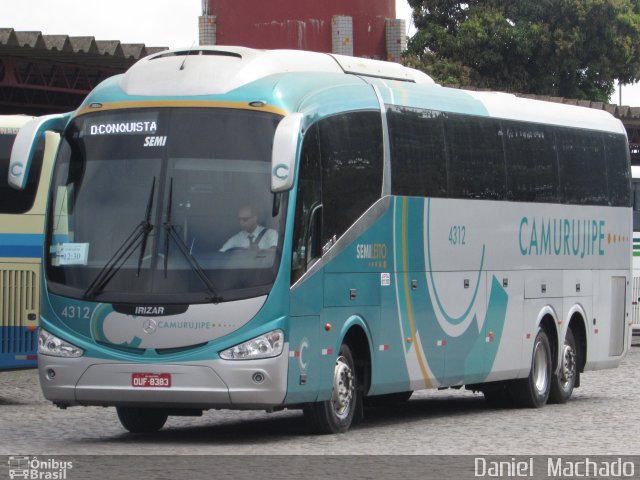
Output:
60,305,91,319
448,225,466,246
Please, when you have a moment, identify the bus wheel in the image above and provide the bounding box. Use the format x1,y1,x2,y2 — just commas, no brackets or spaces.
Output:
116,407,168,433
511,328,552,408
304,343,358,434
549,329,577,404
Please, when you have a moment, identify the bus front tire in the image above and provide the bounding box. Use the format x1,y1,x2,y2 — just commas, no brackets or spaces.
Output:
116,407,168,433
303,343,359,434
549,329,577,404
511,328,552,408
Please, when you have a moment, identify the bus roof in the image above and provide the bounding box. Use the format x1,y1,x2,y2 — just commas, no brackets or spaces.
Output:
86,46,625,136
118,46,434,97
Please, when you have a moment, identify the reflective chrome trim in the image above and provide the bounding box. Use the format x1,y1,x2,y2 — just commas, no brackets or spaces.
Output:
38,345,290,409
372,85,391,197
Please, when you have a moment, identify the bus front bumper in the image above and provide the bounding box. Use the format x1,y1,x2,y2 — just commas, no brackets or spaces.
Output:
37,350,289,409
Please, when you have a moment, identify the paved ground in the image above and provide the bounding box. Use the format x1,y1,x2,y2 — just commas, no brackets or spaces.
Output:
1,344,639,457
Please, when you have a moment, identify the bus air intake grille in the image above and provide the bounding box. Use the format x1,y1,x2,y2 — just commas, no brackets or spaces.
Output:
0,269,38,354
95,340,145,355
155,342,209,355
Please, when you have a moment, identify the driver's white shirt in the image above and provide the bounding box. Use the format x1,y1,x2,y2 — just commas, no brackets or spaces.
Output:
219,226,278,252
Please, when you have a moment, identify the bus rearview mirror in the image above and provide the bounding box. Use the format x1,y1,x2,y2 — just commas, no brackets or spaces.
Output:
271,113,303,193
9,113,68,190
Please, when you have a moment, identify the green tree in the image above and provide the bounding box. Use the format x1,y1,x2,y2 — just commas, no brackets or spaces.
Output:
405,0,640,101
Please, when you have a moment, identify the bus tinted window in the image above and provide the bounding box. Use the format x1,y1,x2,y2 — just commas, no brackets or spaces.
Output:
444,114,506,200
504,122,559,203
604,133,632,207
0,135,44,213
388,106,447,198
557,129,608,205
633,180,640,231
319,112,383,247
387,108,629,208
291,123,322,283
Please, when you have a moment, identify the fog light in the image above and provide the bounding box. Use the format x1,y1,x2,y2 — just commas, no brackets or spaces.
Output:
252,372,265,383
47,369,56,380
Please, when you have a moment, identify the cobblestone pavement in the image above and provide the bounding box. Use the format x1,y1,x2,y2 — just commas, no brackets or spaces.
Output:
1,346,639,457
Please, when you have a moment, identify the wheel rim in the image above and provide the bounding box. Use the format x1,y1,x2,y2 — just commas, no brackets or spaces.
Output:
532,339,549,395
331,355,355,420
559,343,577,391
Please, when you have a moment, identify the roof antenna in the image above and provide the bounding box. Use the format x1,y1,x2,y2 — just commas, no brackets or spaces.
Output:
180,41,196,71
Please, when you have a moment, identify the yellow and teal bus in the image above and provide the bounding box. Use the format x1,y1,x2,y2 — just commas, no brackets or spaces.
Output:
0,115,57,370
9,47,632,433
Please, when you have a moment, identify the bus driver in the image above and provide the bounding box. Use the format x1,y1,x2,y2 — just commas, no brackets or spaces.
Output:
219,205,278,252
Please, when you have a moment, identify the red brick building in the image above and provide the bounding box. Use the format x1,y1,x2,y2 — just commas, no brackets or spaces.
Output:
200,0,406,61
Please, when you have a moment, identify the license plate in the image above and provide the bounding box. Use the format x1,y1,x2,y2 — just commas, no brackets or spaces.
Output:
131,373,171,388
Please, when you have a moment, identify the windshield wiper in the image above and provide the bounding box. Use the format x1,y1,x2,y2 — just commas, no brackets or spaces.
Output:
83,178,156,300
163,178,223,303
136,177,156,276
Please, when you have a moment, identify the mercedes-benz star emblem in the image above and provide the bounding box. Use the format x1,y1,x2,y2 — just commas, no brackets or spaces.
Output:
143,318,158,334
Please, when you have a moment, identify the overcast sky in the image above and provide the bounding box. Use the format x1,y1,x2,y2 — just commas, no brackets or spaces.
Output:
2,0,638,106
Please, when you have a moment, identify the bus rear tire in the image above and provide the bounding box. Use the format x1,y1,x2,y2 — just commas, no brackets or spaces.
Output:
549,329,577,404
303,343,359,434
511,328,552,408
116,407,168,433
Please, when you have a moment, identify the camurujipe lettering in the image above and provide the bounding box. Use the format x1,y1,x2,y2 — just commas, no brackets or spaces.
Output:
519,217,605,257
158,320,217,329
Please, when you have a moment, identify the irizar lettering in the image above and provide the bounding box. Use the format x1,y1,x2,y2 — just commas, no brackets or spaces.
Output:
135,306,165,315
519,217,605,257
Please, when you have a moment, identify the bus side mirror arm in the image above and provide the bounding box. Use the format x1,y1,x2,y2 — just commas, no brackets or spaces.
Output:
9,113,68,190
271,113,304,193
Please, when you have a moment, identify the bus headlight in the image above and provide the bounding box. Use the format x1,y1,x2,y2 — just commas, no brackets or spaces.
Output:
38,329,84,358
220,329,284,360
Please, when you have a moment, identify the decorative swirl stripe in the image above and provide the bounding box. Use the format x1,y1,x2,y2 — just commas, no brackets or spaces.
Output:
425,198,485,332
400,197,432,388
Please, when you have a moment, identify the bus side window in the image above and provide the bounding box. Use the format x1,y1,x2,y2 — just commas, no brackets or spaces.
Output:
503,122,559,203
291,124,322,284
445,114,505,200
557,128,608,205
387,106,447,198
604,133,632,207
318,112,383,247
633,180,640,232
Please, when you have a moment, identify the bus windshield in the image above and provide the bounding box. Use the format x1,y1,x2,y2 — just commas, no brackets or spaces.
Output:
45,107,286,304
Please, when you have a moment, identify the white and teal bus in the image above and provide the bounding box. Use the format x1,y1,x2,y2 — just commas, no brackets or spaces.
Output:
0,115,57,371
9,47,632,433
